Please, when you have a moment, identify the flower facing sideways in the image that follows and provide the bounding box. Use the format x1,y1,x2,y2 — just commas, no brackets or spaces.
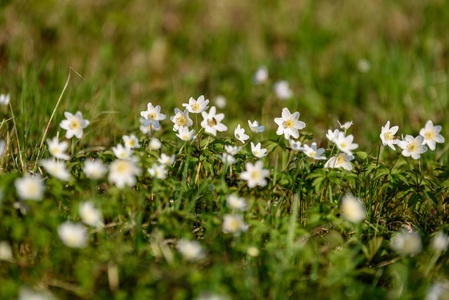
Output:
324,153,354,171
47,137,70,160
303,143,326,160
326,129,340,143
251,142,267,158
201,106,227,136
274,81,293,99
253,66,268,84
182,95,209,114
248,120,265,133
227,194,247,211
341,194,366,223
234,124,249,143
240,161,269,188
224,145,241,155
178,239,206,261
220,153,236,165
41,159,72,181
149,137,162,150
158,153,175,165
420,120,445,151
139,117,161,136
0,93,10,106
148,164,167,180
58,221,88,248
380,121,399,150
390,230,422,256
274,108,306,140
14,175,45,201
79,201,103,227
338,121,353,131
59,111,89,139
289,139,303,152
398,135,427,159
176,127,195,141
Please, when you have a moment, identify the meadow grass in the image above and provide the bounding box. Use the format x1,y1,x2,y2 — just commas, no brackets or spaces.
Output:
1,1,449,299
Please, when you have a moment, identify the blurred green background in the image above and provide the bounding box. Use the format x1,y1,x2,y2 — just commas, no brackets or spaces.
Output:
1,0,449,154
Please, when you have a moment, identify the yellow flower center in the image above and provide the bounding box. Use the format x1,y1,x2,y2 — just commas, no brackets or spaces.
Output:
28,183,38,195
176,116,187,126
254,150,259,155
69,119,80,130
149,113,157,119
129,140,135,147
407,142,417,152
50,146,60,154
192,103,200,111
229,219,241,231
116,161,130,173
250,170,261,179
425,132,435,140
120,152,126,158
208,118,218,127
385,132,393,141
340,142,347,148
284,120,294,128
183,135,190,140
310,151,316,157
336,155,344,165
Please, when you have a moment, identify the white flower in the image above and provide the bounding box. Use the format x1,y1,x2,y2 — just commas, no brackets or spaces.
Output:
335,132,359,156
326,129,340,143
112,143,133,160
140,103,166,129
0,93,10,106
247,246,259,257
0,241,13,261
274,80,293,99
57,221,88,248
357,58,371,73
108,159,142,189
251,142,267,158
426,283,447,300
341,194,366,223
248,120,265,133
18,287,55,300
170,108,193,131
324,153,354,171
41,159,72,181
148,164,167,180
79,202,103,227
139,117,161,136
240,161,269,188
253,66,268,84
47,137,70,160
176,127,196,141
338,120,353,131
182,95,209,114
274,108,306,140
420,120,445,151
201,106,228,136
234,124,249,143
59,111,89,139
0,139,6,157
289,139,303,152
123,135,140,149
149,137,162,150
380,121,399,150
303,143,326,160
222,214,248,235
390,230,422,256
224,145,241,155
15,175,45,201
398,135,427,159
220,153,236,165
431,231,449,252
83,159,107,180
178,239,206,261
159,153,175,165
227,194,247,211
196,292,230,300
214,95,227,109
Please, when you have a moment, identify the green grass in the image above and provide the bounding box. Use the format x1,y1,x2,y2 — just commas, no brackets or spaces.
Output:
1,0,449,299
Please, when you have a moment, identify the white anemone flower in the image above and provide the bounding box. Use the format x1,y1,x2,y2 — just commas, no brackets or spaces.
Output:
59,111,89,139
0,93,10,106
123,135,140,149
0,241,13,261
420,120,445,151
83,159,107,180
240,161,269,188
222,214,248,235
159,153,175,165
41,159,71,181
251,142,267,158
335,132,359,156
273,81,293,99
201,106,228,136
274,108,306,140
148,164,167,180
324,153,354,171
338,120,353,131
303,143,326,160
112,143,133,160
57,221,88,248
227,194,247,211
178,239,206,261
357,59,371,73
79,201,103,227
390,230,422,256
380,121,399,150
253,66,268,84
214,95,227,109
47,137,70,160
0,139,5,157
176,127,195,141
289,139,303,152
170,108,193,131
108,159,142,189
341,194,366,223
248,120,265,133
220,153,236,165
398,135,427,159
18,287,55,300
140,103,166,129
431,231,449,252
149,137,162,150
224,145,241,155
234,124,249,143
14,175,45,201
139,117,160,136
326,129,340,143
182,95,209,114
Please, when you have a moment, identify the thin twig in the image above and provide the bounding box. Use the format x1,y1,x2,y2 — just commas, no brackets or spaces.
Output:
9,103,25,172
